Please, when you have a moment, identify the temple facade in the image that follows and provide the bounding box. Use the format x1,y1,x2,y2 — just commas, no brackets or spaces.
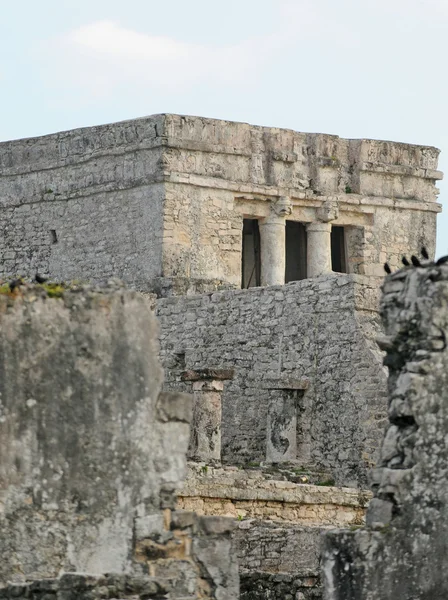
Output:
0,114,442,295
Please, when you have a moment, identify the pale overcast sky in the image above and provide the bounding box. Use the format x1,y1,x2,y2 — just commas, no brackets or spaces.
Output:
1,0,447,256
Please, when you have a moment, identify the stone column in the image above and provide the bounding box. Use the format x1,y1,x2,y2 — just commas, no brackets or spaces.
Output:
306,199,340,278
259,196,292,286
259,215,286,286
181,368,234,463
306,222,333,277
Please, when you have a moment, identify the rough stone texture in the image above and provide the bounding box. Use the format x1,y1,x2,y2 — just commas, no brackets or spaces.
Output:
0,282,239,600
0,574,172,600
176,465,370,600
240,574,321,600
157,273,387,487
236,521,323,600
322,262,448,600
0,114,443,600
0,117,166,288
0,114,441,292
135,511,239,600
0,282,175,579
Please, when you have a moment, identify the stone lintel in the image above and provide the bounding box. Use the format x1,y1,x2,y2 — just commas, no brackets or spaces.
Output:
170,173,442,212
181,368,235,382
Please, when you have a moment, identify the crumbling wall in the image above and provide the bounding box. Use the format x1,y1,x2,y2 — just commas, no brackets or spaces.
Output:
0,282,239,600
157,273,387,487
322,263,448,600
176,464,370,600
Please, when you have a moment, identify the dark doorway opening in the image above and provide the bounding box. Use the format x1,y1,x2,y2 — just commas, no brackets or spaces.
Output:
285,221,307,283
331,226,347,273
242,219,261,288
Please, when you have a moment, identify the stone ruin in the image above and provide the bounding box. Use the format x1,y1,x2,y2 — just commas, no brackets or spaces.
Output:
0,114,444,598
322,260,448,599
0,283,238,599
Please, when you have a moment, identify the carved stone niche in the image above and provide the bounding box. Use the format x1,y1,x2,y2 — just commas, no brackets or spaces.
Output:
264,377,310,464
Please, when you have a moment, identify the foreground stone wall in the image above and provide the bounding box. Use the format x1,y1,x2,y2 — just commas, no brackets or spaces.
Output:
322,262,448,599
0,282,172,578
237,521,323,600
157,273,387,487
0,282,238,599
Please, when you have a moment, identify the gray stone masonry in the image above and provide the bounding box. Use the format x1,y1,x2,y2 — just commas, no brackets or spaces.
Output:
0,114,442,293
0,281,238,600
236,520,324,600
322,261,448,600
157,273,387,487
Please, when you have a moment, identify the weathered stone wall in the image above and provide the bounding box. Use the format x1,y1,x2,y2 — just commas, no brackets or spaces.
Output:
0,114,441,291
163,182,242,288
176,465,370,600
0,282,187,579
0,282,239,600
0,118,165,287
322,262,448,600
157,273,387,487
236,521,323,600
161,115,441,202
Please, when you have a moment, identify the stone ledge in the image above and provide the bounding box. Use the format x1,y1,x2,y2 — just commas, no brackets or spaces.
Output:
176,466,371,527
179,478,371,507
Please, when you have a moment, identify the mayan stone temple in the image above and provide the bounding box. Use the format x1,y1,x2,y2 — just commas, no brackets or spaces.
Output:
0,114,445,599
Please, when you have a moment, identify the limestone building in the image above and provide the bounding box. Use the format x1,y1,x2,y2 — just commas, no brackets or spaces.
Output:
0,114,442,295
0,115,443,599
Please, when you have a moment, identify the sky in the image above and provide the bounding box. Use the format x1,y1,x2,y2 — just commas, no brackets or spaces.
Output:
1,0,447,256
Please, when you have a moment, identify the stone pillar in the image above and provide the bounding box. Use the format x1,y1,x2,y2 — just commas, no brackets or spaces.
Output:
259,196,292,286
306,221,332,277
181,368,234,463
266,390,298,462
259,215,287,286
